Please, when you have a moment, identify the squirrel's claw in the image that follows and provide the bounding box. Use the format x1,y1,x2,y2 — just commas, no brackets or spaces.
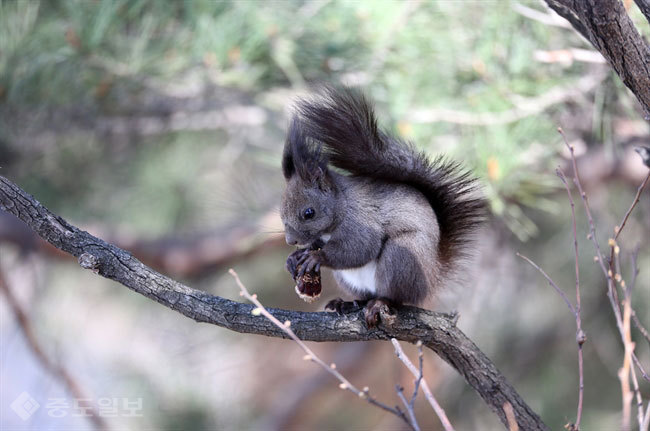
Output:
297,251,321,279
325,298,346,314
295,252,309,266
286,248,309,279
325,298,369,315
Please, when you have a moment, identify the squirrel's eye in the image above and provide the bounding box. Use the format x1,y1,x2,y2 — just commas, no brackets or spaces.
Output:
303,207,315,220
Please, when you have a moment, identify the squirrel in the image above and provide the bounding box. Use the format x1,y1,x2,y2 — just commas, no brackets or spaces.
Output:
280,86,487,326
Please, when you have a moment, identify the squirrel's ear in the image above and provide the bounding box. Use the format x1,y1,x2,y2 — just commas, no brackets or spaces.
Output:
282,141,295,180
284,115,334,189
282,117,302,180
312,165,337,193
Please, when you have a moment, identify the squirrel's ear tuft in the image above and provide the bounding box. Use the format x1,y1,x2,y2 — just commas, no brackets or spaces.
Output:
281,139,295,180
282,117,304,180
284,116,331,186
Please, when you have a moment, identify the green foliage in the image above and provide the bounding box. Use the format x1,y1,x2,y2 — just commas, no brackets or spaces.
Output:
0,0,618,239
1,0,634,240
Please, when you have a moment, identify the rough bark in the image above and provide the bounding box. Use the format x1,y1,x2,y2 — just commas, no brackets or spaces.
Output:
0,175,548,431
545,0,650,119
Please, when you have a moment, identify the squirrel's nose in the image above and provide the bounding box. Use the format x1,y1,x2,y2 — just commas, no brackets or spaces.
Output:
285,233,298,246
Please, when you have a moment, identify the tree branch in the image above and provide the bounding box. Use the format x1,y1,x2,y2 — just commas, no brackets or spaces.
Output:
543,0,650,118
0,175,548,431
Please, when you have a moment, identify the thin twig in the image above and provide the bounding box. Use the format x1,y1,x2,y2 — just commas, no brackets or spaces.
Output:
400,340,425,431
516,253,576,316
558,128,648,427
610,170,650,351
409,341,424,408
615,248,645,431
619,282,644,431
643,402,650,431
627,249,648,349
0,266,107,430
619,293,634,431
560,135,649,385
556,167,585,430
627,248,640,299
631,311,650,347
632,355,650,382
229,269,415,430
396,385,420,431
558,129,625,337
391,339,456,431
614,173,650,339
614,172,650,241
623,250,649,388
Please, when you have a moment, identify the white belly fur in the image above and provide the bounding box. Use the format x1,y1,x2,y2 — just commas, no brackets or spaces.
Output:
335,260,377,294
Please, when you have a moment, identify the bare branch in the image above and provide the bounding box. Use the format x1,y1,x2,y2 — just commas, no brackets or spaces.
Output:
632,355,650,382
556,167,586,430
558,129,649,427
619,287,643,431
567,137,650,386
643,402,650,431
614,172,650,241
631,310,650,347
396,385,421,431
614,248,646,431
544,0,650,118
410,341,424,408
0,175,549,431
231,269,414,429
558,129,623,324
543,0,593,41
391,339,455,431
516,253,576,317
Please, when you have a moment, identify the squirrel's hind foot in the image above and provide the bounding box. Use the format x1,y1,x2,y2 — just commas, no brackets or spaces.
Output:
325,297,397,327
364,298,396,328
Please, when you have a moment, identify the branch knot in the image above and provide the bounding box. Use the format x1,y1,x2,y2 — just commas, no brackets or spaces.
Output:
78,252,100,273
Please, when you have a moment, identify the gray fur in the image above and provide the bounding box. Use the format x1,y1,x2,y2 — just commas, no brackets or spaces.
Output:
280,86,484,306
281,170,439,305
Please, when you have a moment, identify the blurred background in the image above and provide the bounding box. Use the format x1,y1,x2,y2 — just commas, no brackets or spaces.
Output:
1,1,649,430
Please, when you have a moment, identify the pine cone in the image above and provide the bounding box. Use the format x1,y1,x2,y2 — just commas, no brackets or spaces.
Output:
294,264,322,303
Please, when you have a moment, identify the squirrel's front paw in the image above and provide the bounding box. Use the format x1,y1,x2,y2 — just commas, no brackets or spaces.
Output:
296,250,322,278
286,248,309,279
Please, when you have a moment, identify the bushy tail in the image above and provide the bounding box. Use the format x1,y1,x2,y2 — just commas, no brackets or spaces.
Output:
294,86,487,269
